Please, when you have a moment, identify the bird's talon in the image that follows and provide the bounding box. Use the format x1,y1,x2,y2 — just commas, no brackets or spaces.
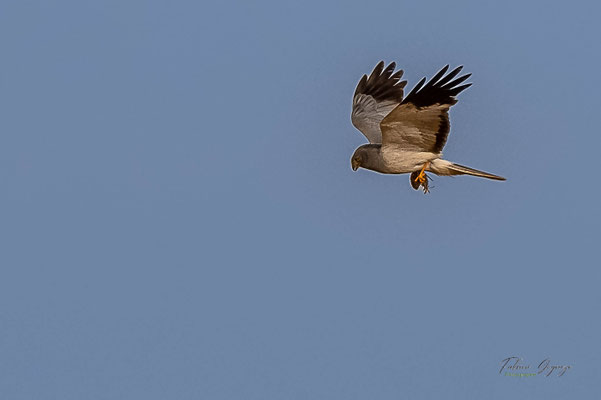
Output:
410,163,431,193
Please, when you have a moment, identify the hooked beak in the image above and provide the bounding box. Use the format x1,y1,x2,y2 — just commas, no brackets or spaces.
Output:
351,159,359,171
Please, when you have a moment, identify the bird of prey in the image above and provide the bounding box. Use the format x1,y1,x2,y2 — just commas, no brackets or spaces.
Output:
350,61,505,193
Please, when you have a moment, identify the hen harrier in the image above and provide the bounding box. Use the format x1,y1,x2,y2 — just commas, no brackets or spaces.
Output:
350,61,505,193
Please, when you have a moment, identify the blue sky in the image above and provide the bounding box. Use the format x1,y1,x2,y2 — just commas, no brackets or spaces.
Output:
1,0,600,398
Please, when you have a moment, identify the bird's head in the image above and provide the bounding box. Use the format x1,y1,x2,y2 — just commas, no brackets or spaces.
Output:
351,144,380,172
351,148,364,171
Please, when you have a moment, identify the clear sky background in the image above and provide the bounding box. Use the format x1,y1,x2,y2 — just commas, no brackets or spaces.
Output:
1,0,600,398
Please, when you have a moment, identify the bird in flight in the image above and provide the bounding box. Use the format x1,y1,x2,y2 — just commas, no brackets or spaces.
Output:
350,61,505,193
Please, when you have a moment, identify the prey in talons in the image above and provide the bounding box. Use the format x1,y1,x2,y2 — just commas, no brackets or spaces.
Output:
410,171,432,193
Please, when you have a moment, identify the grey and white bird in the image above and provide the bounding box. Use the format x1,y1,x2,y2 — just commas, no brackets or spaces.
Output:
350,61,505,193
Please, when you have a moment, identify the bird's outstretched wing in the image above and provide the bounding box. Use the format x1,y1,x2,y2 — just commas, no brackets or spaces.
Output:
351,61,407,144
380,65,471,153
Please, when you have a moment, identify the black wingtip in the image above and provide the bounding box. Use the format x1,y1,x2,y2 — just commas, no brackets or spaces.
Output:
452,83,472,93
354,61,407,103
427,65,450,87
390,69,404,82
372,61,385,75
402,65,472,107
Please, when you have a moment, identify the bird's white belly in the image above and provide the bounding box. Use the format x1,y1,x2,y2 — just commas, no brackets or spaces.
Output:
381,147,439,174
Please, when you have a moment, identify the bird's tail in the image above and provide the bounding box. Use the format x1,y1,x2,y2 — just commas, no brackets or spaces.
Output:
430,159,506,181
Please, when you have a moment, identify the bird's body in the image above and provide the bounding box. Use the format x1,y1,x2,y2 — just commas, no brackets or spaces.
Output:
352,144,435,174
350,61,505,192
381,145,438,174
